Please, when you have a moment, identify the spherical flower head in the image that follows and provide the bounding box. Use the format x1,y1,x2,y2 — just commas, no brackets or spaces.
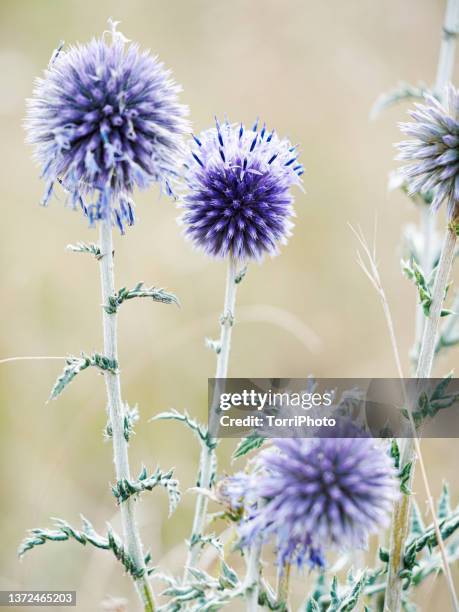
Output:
397,84,459,217
239,437,397,569
181,119,303,260
25,21,189,232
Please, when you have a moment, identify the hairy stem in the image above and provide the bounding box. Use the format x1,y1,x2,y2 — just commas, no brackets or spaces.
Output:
276,562,291,609
417,223,457,377
384,3,459,610
99,220,155,612
184,257,238,580
244,537,263,612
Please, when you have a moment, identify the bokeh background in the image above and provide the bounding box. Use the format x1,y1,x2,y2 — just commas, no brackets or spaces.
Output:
1,0,459,609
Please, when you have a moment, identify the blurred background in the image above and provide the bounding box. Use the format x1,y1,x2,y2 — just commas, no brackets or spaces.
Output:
1,0,458,609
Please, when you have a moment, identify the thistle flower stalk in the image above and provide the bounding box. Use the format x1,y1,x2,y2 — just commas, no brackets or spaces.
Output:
184,257,238,579
385,2,459,609
276,563,291,609
244,537,263,612
99,219,155,611
416,219,458,377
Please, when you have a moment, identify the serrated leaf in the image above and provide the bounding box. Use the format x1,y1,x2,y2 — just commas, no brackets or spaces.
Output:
305,599,321,612
105,282,179,314
438,482,451,520
390,439,400,468
67,241,102,259
220,562,239,589
232,432,265,460
152,409,216,451
337,572,366,612
410,499,425,538
49,353,117,400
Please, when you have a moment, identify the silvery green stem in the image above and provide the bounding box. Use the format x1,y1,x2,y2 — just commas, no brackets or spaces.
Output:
184,257,238,580
385,3,459,610
276,562,291,609
99,220,155,612
244,537,263,612
416,222,457,377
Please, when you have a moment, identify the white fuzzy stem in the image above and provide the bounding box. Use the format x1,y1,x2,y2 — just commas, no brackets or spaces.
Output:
384,3,459,610
184,257,238,580
416,224,457,377
244,538,263,612
99,220,155,612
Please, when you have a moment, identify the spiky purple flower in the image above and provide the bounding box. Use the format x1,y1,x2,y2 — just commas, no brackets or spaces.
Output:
25,22,189,232
397,85,459,217
181,119,303,260
239,437,397,569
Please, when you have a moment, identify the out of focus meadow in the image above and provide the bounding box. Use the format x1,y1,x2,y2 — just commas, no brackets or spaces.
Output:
0,0,458,609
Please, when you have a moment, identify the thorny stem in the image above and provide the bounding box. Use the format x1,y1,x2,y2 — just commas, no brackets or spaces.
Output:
384,2,459,611
99,220,155,612
184,257,238,581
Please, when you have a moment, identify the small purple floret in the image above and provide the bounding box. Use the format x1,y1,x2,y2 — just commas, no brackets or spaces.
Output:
181,119,303,260
25,22,189,232
239,437,397,569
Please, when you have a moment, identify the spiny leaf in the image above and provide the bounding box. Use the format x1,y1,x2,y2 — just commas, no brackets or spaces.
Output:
50,353,117,400
105,403,139,442
390,439,401,469
104,282,179,314
399,462,413,495
410,499,426,538
438,482,452,520
220,561,239,589
152,409,217,451
67,241,102,259
205,337,221,354
232,431,265,460
337,572,366,612
235,265,248,284
112,466,180,515
18,517,148,578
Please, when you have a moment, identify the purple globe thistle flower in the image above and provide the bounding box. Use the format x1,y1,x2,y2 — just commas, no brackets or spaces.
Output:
239,437,397,570
397,85,459,217
181,119,303,260
25,21,189,232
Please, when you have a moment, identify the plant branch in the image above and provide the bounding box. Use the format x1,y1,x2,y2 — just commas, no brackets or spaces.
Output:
184,257,238,581
349,224,458,612
99,219,155,612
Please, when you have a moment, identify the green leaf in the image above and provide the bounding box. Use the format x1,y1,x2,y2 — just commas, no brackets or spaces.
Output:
105,282,179,314
399,462,413,495
338,572,366,612
390,439,401,469
152,409,216,451
410,499,425,538
18,517,147,579
232,431,265,460
438,482,451,520
219,562,239,589
66,241,102,260
49,353,118,400
112,466,180,515
305,599,321,612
